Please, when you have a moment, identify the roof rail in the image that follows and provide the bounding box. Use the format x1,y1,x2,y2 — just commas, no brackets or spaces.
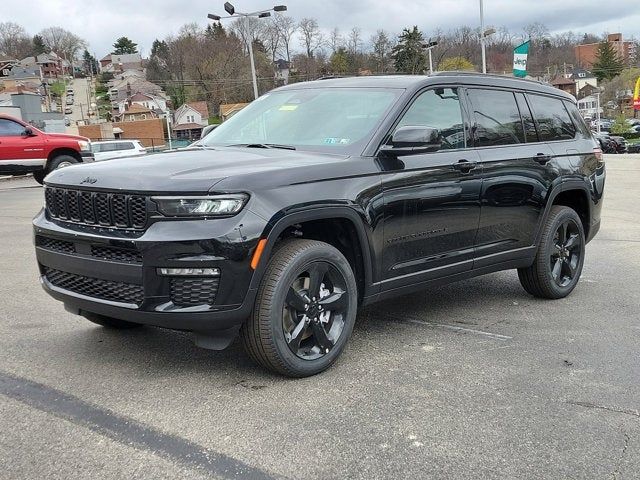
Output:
430,70,545,85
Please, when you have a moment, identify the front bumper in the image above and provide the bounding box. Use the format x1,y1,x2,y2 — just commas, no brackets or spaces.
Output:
33,208,265,331
80,151,95,163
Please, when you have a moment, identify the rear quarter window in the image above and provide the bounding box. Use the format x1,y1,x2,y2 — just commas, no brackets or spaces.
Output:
467,89,525,147
563,100,592,137
527,94,576,142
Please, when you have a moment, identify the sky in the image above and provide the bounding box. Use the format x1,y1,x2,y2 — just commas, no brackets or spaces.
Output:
5,0,640,58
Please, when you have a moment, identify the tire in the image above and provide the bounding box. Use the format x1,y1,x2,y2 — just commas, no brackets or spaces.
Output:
48,154,78,171
518,206,586,299
33,170,46,184
83,312,142,329
240,239,358,377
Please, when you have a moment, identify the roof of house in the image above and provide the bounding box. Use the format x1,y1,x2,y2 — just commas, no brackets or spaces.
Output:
121,104,154,114
6,66,41,80
172,122,205,131
187,101,209,119
220,102,248,117
100,54,112,62
551,76,575,86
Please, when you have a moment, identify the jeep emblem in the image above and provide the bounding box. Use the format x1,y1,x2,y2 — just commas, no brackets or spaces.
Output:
80,177,97,184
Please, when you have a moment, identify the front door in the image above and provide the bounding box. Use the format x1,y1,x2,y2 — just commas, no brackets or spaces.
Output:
380,87,482,290
0,118,46,172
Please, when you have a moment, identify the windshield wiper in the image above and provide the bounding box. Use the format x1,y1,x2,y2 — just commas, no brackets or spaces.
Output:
228,143,296,150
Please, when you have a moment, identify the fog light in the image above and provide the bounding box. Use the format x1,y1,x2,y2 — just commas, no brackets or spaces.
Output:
157,268,220,276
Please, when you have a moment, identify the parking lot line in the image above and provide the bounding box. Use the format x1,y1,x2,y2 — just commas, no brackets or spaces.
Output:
404,318,513,341
0,371,280,480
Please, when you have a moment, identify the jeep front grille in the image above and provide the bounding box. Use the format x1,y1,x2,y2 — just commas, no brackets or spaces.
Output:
45,187,148,230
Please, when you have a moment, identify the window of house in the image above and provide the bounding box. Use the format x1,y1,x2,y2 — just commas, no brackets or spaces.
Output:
0,119,27,136
527,94,576,142
141,114,146,120
129,115,135,121
468,89,525,146
395,87,466,150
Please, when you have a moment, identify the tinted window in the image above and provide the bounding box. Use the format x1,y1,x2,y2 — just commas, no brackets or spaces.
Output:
468,89,525,146
563,100,591,137
116,142,135,150
0,119,26,136
396,87,466,150
527,94,576,141
515,93,538,142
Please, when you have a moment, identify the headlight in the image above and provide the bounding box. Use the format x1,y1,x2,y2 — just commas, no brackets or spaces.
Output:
77,140,90,151
153,194,248,217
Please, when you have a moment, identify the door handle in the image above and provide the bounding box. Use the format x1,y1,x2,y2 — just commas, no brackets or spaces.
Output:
533,153,552,164
452,159,477,173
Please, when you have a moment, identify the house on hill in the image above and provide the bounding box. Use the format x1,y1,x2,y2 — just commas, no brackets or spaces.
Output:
172,101,209,140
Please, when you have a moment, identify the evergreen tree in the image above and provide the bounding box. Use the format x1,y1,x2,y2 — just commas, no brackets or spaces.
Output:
112,36,138,55
82,49,98,74
392,26,426,74
329,47,349,74
592,41,624,82
32,35,47,55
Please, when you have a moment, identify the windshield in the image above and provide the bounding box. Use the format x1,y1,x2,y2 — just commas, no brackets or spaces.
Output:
202,87,403,155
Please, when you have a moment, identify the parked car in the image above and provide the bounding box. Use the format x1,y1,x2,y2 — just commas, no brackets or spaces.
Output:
66,97,74,106
609,135,628,153
627,142,640,153
593,132,617,153
64,117,71,127
66,87,73,95
64,107,72,115
0,114,93,183
33,74,605,377
91,140,148,161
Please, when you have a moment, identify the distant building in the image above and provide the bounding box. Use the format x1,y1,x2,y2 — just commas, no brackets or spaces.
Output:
575,33,636,69
550,76,576,96
114,104,159,122
100,53,143,74
20,53,65,78
220,102,248,121
114,92,168,116
1,66,42,90
577,94,603,119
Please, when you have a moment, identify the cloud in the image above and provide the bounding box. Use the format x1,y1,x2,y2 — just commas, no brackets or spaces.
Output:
5,0,640,57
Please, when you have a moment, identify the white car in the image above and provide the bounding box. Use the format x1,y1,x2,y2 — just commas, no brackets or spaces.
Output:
91,140,148,162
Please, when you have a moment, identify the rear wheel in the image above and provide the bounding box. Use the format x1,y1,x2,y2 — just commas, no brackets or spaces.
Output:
241,239,358,377
518,206,585,299
83,312,142,329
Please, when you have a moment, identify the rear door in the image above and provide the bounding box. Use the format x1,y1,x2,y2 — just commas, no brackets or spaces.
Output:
466,87,555,266
380,86,482,288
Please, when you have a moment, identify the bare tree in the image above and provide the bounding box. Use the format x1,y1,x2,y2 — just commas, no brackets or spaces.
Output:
38,26,86,60
0,22,32,59
298,18,324,58
347,27,362,55
328,27,343,54
273,14,297,62
370,29,393,72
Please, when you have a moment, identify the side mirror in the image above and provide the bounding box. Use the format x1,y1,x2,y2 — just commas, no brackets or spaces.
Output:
379,125,441,157
22,127,35,137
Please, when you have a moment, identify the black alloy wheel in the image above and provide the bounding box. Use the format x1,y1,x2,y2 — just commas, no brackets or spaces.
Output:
283,261,348,360
241,239,358,377
549,219,582,288
518,205,586,299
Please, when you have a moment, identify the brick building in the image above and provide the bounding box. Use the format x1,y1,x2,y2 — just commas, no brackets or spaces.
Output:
575,33,636,68
79,118,165,148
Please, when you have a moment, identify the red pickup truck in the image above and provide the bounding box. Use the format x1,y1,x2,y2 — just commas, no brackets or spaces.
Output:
0,114,94,184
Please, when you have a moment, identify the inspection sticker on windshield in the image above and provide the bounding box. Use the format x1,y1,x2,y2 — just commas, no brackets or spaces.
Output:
279,104,298,111
324,137,350,145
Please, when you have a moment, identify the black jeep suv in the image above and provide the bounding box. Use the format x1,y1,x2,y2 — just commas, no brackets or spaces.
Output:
33,74,605,377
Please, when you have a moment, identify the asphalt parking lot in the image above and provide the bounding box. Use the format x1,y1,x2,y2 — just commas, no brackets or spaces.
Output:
1,156,639,479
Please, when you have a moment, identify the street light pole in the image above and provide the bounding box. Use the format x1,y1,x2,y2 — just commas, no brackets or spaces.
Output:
422,41,438,74
480,0,486,73
208,4,287,100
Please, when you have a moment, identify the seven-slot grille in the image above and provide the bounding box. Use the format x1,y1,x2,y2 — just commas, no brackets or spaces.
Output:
45,187,147,229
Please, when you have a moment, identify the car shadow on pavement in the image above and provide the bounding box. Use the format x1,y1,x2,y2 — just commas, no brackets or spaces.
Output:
46,271,536,379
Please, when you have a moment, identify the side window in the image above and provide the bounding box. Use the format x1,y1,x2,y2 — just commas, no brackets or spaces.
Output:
395,87,466,150
563,100,591,137
0,119,27,136
515,92,538,142
467,89,525,146
527,94,576,141
118,142,135,150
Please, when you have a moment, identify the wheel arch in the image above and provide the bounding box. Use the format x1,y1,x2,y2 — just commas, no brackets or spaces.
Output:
252,207,377,301
536,181,592,245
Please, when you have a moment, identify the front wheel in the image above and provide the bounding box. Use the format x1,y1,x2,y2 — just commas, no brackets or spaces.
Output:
34,155,79,184
518,206,586,299
241,239,358,377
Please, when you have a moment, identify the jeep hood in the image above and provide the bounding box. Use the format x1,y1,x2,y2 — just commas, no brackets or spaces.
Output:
44,147,350,193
